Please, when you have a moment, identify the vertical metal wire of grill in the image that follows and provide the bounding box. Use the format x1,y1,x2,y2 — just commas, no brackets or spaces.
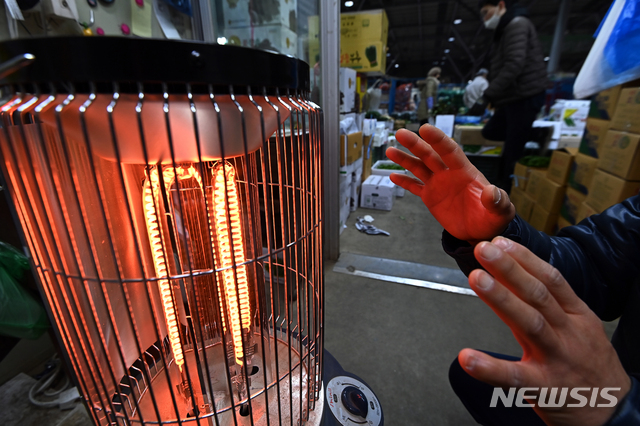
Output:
0,38,324,426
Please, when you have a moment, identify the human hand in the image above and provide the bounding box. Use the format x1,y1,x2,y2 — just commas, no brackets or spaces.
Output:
460,237,631,426
386,124,514,243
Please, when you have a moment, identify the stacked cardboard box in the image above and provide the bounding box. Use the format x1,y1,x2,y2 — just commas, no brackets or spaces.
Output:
339,131,364,232
339,10,388,73
224,0,298,57
573,85,640,224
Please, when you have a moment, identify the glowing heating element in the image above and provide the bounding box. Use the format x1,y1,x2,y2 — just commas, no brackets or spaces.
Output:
143,167,186,372
212,163,251,366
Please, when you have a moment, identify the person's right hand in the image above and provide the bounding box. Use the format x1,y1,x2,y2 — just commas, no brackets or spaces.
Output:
386,124,515,244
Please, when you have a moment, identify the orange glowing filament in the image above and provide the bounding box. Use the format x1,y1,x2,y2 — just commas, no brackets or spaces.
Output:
143,166,186,372
212,163,251,366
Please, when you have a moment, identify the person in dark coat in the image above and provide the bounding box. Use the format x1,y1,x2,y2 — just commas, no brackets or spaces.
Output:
386,125,640,426
479,0,548,192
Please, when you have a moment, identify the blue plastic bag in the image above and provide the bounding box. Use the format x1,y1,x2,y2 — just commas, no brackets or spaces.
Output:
605,0,640,74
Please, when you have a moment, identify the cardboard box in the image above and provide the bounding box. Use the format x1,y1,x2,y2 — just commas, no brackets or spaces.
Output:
340,41,386,73
350,169,362,212
598,130,640,181
560,187,587,225
223,0,297,29
362,135,374,182
560,100,590,137
547,147,578,185
360,175,395,211
453,125,504,148
371,160,406,197
225,24,298,56
341,132,363,166
340,67,357,113
576,201,601,224
579,118,610,158
611,87,640,134
589,85,622,120
568,153,598,195
510,188,535,222
557,216,572,230
537,177,566,214
511,163,547,192
585,169,640,212
525,169,548,200
529,205,559,235
341,10,389,44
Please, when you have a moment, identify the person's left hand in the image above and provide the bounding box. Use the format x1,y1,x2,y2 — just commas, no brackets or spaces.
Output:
460,237,631,426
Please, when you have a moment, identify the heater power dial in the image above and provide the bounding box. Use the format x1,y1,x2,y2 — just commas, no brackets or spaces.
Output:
327,376,382,426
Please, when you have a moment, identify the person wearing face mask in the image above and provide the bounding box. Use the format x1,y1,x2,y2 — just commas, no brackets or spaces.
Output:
478,0,547,193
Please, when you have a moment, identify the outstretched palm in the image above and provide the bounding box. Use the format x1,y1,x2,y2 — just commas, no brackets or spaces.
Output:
386,125,515,243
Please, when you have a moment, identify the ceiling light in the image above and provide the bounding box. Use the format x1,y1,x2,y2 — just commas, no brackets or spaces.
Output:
387,52,391,57
444,49,450,53
544,56,550,61
217,37,227,45
454,19,462,24
345,0,354,7
394,64,399,68
449,37,455,42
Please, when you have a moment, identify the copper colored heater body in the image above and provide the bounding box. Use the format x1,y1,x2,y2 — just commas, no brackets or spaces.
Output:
0,37,324,425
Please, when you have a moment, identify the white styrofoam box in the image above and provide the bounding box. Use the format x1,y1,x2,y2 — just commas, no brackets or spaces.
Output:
350,167,363,212
225,24,298,57
222,0,297,29
360,175,395,211
363,118,377,136
340,156,364,177
533,120,562,140
371,160,406,197
340,67,357,113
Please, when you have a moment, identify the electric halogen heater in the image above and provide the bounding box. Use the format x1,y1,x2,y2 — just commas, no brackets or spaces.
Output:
0,37,382,426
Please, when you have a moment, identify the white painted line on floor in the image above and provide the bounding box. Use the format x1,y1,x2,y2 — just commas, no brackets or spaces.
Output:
333,266,478,297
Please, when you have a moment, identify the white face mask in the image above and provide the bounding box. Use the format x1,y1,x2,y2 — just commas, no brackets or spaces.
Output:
484,9,502,30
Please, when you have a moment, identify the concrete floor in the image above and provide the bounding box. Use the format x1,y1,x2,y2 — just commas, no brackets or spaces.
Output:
329,192,618,425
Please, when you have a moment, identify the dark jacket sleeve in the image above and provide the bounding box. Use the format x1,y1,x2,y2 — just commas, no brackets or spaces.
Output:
443,195,640,321
603,376,640,426
484,17,530,102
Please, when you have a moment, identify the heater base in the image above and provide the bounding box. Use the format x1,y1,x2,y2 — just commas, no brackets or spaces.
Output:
321,350,384,426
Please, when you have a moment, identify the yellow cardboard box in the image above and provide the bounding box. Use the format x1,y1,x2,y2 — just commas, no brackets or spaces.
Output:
589,85,622,120
510,188,535,222
585,169,640,212
576,201,601,224
579,118,610,158
341,10,389,44
598,130,640,181
560,187,587,225
611,87,640,134
340,41,386,73
568,153,598,195
529,205,559,235
341,132,363,166
511,163,547,192
537,176,566,214
525,169,548,201
547,147,578,185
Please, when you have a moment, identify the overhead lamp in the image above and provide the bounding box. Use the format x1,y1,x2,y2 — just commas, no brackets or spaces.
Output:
387,52,391,57
544,56,550,61
444,49,450,53
454,19,462,24
217,36,227,44
345,0,354,7
448,37,455,42
394,63,399,68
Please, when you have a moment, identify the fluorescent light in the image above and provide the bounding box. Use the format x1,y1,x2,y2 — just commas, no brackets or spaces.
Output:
454,19,462,25
217,37,227,44
444,49,450,53
449,37,455,42
345,0,354,6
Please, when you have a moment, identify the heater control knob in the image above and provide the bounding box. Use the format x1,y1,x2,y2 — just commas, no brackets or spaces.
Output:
341,386,368,418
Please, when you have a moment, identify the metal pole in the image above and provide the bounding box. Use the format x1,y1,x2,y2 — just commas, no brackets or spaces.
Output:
321,0,341,261
547,0,571,74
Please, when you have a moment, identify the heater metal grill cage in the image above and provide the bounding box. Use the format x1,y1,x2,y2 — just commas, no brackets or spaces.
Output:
0,37,324,426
